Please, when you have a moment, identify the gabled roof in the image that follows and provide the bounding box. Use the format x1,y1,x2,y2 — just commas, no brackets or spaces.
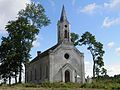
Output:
30,44,59,63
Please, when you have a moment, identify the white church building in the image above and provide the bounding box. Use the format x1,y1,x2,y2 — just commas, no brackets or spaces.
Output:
26,6,85,83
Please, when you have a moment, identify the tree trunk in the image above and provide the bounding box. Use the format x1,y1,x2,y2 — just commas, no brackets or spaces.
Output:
19,69,22,83
25,59,29,83
19,61,22,83
3,78,7,84
25,63,27,83
15,72,17,84
91,51,96,78
15,76,17,84
93,60,95,78
9,76,11,85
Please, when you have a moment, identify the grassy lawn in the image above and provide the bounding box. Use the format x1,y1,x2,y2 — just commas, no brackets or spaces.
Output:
0,87,103,90
1,78,120,90
0,82,103,90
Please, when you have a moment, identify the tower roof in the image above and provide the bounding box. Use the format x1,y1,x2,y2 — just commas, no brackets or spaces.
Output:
60,5,67,22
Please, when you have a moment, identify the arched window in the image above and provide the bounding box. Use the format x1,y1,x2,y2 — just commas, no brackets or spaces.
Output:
46,65,48,78
35,69,36,80
40,65,42,79
64,30,67,38
30,71,32,81
26,72,28,82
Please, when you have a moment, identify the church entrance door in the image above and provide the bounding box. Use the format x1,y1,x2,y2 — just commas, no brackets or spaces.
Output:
65,70,70,82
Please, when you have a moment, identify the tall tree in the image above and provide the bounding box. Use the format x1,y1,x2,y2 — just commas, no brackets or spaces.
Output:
0,37,18,84
79,32,105,77
71,31,105,78
5,17,38,83
18,2,50,83
0,2,50,84
2,2,50,83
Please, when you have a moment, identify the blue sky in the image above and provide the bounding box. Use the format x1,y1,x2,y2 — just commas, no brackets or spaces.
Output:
0,0,120,77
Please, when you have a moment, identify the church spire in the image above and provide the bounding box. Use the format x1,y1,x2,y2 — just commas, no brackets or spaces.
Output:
57,6,71,44
60,5,67,22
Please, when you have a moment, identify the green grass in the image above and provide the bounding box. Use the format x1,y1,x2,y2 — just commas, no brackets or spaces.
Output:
0,82,103,90
1,78,120,90
81,78,120,90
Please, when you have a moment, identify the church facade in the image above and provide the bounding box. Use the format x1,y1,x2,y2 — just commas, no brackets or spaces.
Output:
26,6,85,83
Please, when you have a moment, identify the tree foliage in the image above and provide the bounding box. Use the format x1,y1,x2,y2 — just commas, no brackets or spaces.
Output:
0,2,50,84
71,31,106,78
101,67,107,76
71,33,79,46
19,2,50,29
79,32,105,77
5,17,38,83
0,37,18,84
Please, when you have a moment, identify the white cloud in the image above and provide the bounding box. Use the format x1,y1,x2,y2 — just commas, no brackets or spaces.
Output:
106,64,120,76
102,1,120,28
115,47,120,55
107,42,115,48
80,0,120,15
102,17,120,28
85,61,93,77
85,60,120,77
0,0,31,35
32,35,41,48
32,40,40,48
104,0,120,10
80,3,97,14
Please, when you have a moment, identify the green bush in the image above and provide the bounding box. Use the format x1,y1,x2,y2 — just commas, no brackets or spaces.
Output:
80,79,120,89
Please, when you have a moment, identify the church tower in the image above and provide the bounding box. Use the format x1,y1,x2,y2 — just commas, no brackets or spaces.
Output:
57,5,71,44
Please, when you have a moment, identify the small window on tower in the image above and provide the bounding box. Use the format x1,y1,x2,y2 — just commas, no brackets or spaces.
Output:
65,25,67,28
